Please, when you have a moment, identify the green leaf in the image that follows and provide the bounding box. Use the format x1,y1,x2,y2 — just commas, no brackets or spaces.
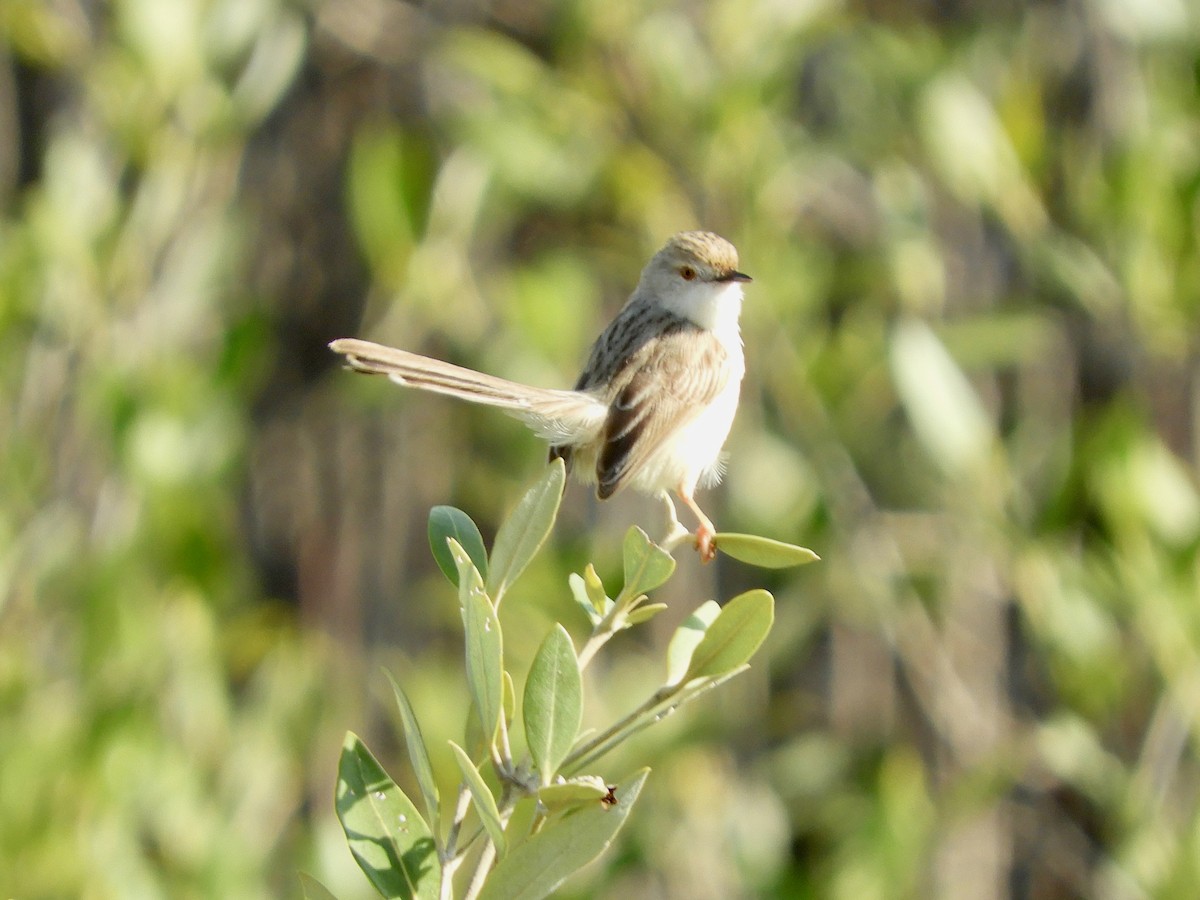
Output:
463,699,488,762
624,602,669,627
478,769,649,900
583,564,610,613
385,671,440,834
448,740,507,856
454,540,503,743
714,533,820,568
684,590,775,682
503,669,516,727
335,733,440,900
429,506,488,585
620,527,675,601
487,458,566,604
299,873,340,900
666,600,721,686
523,625,583,782
568,573,601,625
536,776,611,811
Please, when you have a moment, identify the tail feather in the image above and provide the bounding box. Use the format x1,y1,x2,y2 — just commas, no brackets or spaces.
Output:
329,338,606,444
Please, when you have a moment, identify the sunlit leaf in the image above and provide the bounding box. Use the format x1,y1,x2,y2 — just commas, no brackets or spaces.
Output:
385,671,440,834
478,769,649,900
487,458,565,604
621,526,675,600
453,540,503,743
335,733,439,900
448,740,507,857
666,600,721,686
624,602,669,627
684,590,774,682
429,506,488,586
536,776,611,811
523,625,583,782
714,533,820,568
583,564,610,614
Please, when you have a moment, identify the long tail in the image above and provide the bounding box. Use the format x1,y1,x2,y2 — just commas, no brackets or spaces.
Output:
329,338,606,443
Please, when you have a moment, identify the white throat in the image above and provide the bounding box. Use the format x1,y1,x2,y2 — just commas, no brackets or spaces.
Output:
661,280,744,348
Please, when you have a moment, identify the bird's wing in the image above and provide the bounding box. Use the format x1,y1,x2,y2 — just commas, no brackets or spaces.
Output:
594,324,731,499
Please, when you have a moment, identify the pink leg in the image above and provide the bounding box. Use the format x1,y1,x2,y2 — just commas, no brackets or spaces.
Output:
677,487,717,563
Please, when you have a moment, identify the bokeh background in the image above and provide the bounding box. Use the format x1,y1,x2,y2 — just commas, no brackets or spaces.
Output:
4,0,1200,897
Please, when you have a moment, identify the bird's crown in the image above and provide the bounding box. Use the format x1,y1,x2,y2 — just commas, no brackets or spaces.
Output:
654,231,743,281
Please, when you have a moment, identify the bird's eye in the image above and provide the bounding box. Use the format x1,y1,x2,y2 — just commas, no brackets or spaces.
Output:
679,266,696,281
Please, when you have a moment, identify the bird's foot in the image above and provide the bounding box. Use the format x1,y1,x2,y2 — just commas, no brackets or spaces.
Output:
674,487,718,563
694,525,717,563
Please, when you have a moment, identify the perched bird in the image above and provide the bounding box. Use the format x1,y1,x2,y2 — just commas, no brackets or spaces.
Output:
330,231,750,562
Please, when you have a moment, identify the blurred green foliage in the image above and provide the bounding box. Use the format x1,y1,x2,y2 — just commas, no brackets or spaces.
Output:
3,0,1200,897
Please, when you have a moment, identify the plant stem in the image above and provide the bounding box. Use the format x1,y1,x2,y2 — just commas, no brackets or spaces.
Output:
577,621,617,670
443,784,473,862
563,673,745,773
561,690,667,771
463,841,497,900
461,786,516,900
440,784,474,899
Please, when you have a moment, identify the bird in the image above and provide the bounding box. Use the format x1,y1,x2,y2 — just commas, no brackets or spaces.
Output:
329,230,750,562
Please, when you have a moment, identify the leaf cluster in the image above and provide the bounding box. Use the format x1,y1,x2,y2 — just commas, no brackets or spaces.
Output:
319,460,814,899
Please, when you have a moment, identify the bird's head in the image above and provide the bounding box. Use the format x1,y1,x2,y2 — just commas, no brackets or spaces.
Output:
640,231,751,332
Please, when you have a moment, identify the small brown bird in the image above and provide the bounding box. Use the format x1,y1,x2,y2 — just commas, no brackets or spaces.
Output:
330,231,750,561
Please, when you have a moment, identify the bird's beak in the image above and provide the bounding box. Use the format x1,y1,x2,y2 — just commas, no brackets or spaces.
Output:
717,270,752,283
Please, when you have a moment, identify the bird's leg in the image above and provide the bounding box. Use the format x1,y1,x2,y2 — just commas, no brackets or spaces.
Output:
659,491,692,552
676,487,718,563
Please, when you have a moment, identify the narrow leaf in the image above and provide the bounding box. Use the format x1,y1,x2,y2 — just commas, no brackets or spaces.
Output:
666,600,721,686
714,533,820,568
487,458,566,604
537,776,611,811
503,669,516,726
624,602,669,627
583,564,610,614
478,769,649,900
335,733,439,900
454,540,503,742
429,506,488,585
684,590,775,682
448,740,507,856
620,527,675,601
523,625,583,782
385,671,440,833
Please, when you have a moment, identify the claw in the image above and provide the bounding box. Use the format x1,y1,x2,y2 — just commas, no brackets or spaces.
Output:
677,485,718,563
694,525,717,563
